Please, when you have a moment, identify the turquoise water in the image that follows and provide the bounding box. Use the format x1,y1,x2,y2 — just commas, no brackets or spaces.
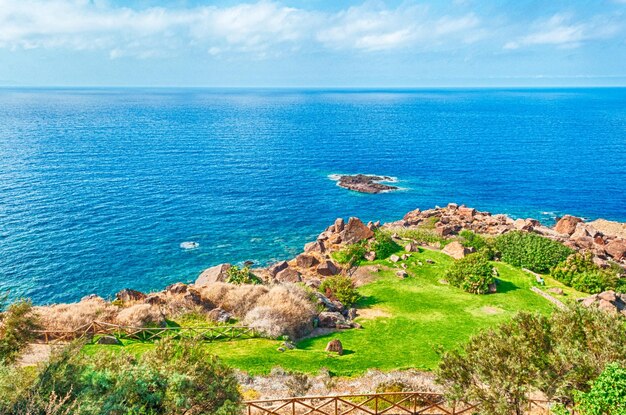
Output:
1,88,625,304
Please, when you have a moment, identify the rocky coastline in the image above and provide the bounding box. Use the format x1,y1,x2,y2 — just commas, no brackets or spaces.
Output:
333,174,398,193
33,204,626,340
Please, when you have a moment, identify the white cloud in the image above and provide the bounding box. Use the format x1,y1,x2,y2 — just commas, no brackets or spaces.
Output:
316,4,480,51
504,13,621,50
0,0,485,57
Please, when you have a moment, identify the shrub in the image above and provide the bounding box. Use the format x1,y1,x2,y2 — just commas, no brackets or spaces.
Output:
459,230,487,251
35,296,118,331
0,299,41,364
445,253,495,294
226,266,262,285
436,304,626,415
319,275,360,307
244,284,316,339
576,362,626,415
494,231,574,273
197,283,269,317
3,338,242,415
385,227,447,246
284,372,312,396
371,231,402,260
115,303,165,327
333,243,367,266
551,252,619,294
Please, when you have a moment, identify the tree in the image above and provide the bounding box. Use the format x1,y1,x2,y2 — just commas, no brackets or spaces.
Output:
0,298,41,364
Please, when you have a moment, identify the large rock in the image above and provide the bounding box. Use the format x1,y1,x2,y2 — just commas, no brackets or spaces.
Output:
313,292,344,312
267,261,289,277
555,215,583,235
207,307,232,323
296,254,320,269
334,218,345,233
317,260,340,276
275,267,302,283
325,339,344,355
605,239,626,260
115,289,146,303
96,335,122,345
196,263,231,286
458,207,476,219
340,217,374,244
304,241,325,253
318,312,346,328
442,241,471,259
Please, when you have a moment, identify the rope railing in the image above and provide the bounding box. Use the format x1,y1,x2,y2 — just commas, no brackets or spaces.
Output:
32,321,258,344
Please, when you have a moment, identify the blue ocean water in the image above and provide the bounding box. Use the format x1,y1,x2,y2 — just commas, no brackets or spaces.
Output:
1,88,625,304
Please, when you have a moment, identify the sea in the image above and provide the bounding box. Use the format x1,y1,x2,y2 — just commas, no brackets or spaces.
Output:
1,88,625,304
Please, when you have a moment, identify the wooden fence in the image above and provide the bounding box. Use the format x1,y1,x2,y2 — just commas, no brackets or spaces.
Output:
245,392,555,415
32,321,258,344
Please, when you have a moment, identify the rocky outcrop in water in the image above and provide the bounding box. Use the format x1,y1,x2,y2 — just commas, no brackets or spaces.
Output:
334,174,398,194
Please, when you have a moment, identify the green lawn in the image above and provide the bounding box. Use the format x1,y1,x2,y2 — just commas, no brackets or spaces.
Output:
84,249,560,376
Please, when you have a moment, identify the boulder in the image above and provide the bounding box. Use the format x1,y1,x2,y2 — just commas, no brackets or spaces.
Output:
548,287,564,296
318,311,346,328
334,218,345,233
340,217,374,244
196,263,231,286
346,308,358,320
267,261,289,277
405,242,420,252
304,241,325,253
396,270,408,278
442,241,470,260
207,308,232,323
96,335,122,345
555,215,583,235
598,290,617,303
275,267,302,283
144,294,165,305
313,292,343,312
458,207,476,219
403,208,422,225
488,282,497,293
605,239,626,260
364,251,376,261
317,260,339,276
389,254,400,263
115,289,146,303
166,283,188,295
296,254,319,269
325,339,344,355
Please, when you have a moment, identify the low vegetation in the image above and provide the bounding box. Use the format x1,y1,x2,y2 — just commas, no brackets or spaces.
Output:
333,243,367,266
551,252,624,294
445,253,495,294
226,265,262,285
319,275,360,307
383,227,448,246
0,338,241,415
436,305,626,415
494,231,574,273
0,298,40,364
370,230,402,260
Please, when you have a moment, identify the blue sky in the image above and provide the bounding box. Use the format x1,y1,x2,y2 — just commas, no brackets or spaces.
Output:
0,0,625,87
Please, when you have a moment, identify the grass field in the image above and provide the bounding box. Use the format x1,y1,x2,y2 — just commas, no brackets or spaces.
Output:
84,248,563,376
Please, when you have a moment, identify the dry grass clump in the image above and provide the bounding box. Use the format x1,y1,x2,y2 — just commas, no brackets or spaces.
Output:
115,304,165,327
244,284,316,339
196,283,269,317
35,297,118,331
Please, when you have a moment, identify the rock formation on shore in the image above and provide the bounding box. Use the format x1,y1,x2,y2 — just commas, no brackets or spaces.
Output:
334,174,398,194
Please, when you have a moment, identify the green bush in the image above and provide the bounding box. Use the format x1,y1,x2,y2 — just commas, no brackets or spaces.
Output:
551,253,619,294
0,298,41,364
576,362,626,415
445,253,495,294
494,231,574,273
371,231,402,260
459,230,487,251
226,266,262,285
333,243,367,266
386,227,447,246
319,275,360,307
0,338,242,415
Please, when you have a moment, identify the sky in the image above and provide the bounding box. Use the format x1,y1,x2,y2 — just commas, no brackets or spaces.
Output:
0,0,625,87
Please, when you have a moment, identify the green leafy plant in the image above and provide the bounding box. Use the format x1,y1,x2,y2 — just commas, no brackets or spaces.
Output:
445,253,495,294
576,362,626,415
458,230,487,251
333,243,367,266
371,231,402,260
494,231,573,273
0,298,41,364
319,275,360,307
226,266,262,285
385,227,448,246
551,252,619,294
